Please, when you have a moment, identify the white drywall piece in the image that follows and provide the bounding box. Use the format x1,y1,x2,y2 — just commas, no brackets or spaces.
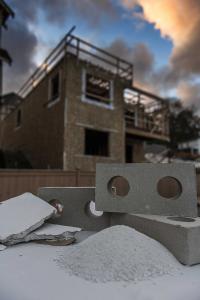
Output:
0,193,56,245
7,223,81,245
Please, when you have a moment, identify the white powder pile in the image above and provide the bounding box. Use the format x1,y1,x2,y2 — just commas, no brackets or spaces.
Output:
58,225,181,283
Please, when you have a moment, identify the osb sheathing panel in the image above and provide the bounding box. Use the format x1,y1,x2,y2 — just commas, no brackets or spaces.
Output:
63,56,130,171
0,61,65,169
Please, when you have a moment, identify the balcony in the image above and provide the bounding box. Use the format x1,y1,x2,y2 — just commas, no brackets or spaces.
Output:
124,87,170,142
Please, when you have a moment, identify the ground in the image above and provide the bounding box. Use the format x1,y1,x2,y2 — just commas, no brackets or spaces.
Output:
1,232,200,300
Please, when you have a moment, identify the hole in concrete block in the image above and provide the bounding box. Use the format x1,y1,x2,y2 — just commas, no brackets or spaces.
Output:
108,176,130,197
49,199,64,218
86,201,103,218
157,176,182,199
168,216,195,222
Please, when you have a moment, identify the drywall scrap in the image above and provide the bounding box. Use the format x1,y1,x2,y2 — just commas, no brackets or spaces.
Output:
6,223,81,246
0,192,57,245
0,192,81,247
36,238,76,246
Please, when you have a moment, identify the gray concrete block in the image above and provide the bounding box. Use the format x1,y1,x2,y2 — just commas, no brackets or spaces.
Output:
38,187,110,231
95,163,198,217
111,213,200,265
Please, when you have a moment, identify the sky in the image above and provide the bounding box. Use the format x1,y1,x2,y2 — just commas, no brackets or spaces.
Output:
3,0,200,109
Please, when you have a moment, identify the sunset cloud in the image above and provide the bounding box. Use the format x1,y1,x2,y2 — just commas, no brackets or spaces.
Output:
121,0,200,78
123,0,197,45
121,0,200,108
177,82,200,110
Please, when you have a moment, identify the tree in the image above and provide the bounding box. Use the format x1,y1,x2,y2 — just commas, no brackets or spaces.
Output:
169,101,200,150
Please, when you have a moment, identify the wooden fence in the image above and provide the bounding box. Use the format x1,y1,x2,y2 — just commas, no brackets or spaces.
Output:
0,169,95,201
0,168,200,203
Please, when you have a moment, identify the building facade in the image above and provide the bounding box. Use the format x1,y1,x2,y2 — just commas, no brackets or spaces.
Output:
0,31,170,171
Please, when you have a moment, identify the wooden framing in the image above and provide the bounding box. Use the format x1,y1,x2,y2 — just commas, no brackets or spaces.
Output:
124,87,169,141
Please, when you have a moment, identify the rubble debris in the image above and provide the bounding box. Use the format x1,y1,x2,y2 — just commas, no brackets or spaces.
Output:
57,225,181,283
36,237,75,246
0,193,56,245
6,223,81,246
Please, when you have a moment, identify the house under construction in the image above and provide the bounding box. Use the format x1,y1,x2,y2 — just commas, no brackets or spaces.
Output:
0,28,170,171
0,0,14,96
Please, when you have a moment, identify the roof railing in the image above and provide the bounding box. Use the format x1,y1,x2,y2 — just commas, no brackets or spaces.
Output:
18,27,133,98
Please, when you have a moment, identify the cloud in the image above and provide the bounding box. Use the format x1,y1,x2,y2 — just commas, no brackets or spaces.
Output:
2,0,118,93
120,0,200,107
104,38,154,89
9,0,117,26
122,0,198,46
3,20,38,93
177,82,200,111
121,0,200,80
104,39,133,62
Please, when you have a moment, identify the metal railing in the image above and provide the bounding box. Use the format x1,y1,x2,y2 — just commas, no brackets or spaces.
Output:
125,112,169,136
18,27,133,98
